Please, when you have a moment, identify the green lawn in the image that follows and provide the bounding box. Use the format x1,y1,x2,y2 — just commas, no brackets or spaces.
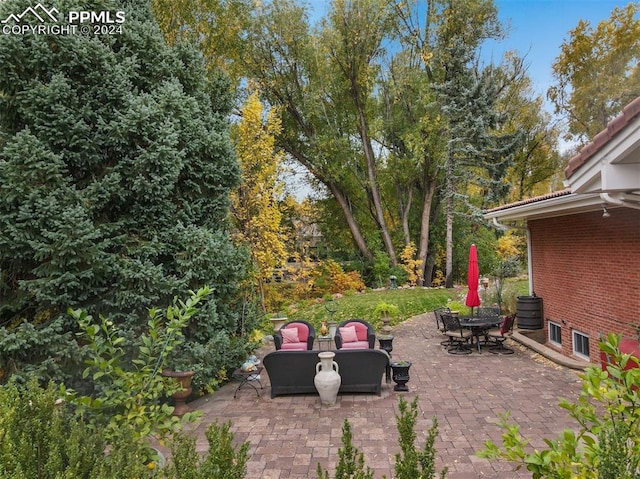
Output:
283,287,454,332
276,278,529,333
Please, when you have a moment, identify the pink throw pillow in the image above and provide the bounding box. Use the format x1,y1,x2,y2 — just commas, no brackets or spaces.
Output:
281,327,300,344
339,326,358,343
352,322,368,341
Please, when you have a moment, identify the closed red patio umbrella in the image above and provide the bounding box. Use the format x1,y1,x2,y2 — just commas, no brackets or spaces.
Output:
465,244,481,315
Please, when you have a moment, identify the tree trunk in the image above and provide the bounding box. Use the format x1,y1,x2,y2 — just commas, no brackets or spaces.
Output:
399,186,412,245
417,179,436,286
424,252,435,287
328,182,375,262
445,153,455,288
284,148,375,262
357,106,397,266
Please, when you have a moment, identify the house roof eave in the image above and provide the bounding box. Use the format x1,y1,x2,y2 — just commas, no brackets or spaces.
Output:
483,192,603,223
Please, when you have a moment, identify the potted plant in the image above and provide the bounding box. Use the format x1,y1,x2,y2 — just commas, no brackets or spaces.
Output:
373,301,399,334
445,300,469,317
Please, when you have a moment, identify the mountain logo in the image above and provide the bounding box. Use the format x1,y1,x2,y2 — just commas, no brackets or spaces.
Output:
1,3,60,23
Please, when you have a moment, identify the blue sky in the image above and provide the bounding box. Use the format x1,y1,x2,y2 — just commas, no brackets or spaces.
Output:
486,0,631,104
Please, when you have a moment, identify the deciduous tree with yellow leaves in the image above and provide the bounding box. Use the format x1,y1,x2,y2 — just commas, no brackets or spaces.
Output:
231,92,288,310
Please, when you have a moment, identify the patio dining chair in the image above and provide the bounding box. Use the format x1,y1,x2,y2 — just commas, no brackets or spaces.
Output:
433,307,452,346
440,313,473,355
476,307,502,346
477,307,501,319
487,315,515,354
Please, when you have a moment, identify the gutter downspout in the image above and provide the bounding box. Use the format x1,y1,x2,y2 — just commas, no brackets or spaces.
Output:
600,192,640,210
492,217,534,295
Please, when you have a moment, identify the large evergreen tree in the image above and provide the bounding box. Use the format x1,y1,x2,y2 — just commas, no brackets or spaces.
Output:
0,0,253,390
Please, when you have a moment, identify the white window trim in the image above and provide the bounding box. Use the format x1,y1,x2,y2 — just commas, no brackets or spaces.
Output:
572,330,590,361
548,321,561,347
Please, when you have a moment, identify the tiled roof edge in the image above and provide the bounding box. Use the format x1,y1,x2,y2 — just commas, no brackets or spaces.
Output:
565,96,640,179
485,189,572,214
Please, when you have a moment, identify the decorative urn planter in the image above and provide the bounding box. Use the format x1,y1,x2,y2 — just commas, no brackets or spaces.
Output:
314,351,341,406
389,360,411,392
162,369,195,417
270,316,287,332
378,335,394,357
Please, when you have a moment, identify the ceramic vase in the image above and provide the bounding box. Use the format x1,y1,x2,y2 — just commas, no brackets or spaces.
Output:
314,351,341,406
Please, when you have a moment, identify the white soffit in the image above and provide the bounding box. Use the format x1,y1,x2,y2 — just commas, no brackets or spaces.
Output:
571,115,640,195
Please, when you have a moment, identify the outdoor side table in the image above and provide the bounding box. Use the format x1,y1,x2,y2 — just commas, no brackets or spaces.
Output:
317,335,333,350
232,366,263,398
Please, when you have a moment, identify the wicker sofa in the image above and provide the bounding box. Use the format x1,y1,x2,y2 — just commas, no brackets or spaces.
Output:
263,349,390,398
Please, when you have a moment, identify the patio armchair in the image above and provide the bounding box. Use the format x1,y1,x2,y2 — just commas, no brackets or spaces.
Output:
274,320,315,351
334,319,375,350
441,313,473,355
487,315,515,354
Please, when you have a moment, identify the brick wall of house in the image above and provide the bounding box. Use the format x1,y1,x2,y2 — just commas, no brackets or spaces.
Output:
528,207,640,363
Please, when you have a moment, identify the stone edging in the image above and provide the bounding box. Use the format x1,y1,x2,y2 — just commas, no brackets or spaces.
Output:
512,330,589,371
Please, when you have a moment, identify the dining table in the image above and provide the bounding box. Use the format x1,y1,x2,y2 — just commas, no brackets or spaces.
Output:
458,316,503,353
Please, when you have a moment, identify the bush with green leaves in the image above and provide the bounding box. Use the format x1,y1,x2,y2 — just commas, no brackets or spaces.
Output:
163,422,249,479
317,419,374,479
66,288,209,455
317,397,447,479
0,377,154,479
394,398,448,479
479,333,640,478
0,0,255,391
0,374,252,478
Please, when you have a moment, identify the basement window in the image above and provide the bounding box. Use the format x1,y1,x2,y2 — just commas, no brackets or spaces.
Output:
572,331,590,360
548,321,561,347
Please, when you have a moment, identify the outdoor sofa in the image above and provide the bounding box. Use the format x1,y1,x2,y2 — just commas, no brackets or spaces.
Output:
263,349,390,398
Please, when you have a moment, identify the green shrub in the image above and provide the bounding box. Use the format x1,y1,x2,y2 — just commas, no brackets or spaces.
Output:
443,300,469,316
163,422,249,479
65,288,209,459
317,397,447,479
479,333,640,478
373,251,393,288
0,376,253,479
316,419,374,479
0,377,153,479
394,398,448,479
0,315,83,387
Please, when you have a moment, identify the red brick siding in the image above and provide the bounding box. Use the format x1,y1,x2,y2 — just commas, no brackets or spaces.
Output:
528,208,640,362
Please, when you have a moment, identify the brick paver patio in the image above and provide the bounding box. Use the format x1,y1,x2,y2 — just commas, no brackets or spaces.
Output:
186,313,584,478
